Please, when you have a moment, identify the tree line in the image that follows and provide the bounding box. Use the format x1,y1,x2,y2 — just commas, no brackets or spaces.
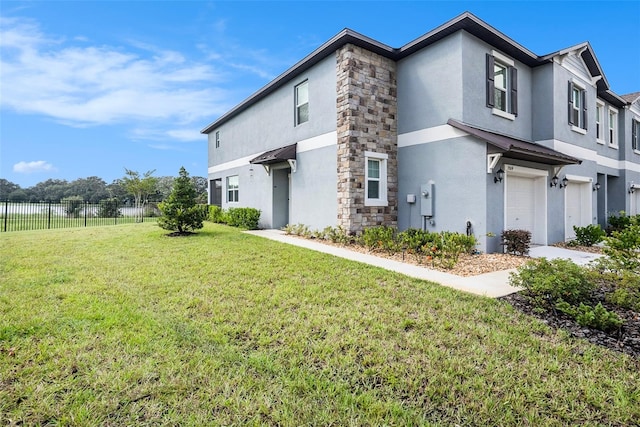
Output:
0,170,208,204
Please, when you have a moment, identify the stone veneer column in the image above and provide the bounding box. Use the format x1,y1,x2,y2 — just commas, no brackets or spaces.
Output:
336,44,398,233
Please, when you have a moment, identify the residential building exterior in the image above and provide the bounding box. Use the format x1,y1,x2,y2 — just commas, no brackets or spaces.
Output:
202,12,640,253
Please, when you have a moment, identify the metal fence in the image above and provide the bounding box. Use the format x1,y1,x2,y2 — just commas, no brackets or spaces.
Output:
1,200,159,232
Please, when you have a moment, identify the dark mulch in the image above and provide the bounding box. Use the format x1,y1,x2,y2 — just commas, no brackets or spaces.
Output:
500,290,640,359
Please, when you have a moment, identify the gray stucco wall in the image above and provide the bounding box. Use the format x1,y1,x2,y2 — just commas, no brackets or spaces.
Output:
207,55,337,168
397,136,488,251
461,33,533,141
397,32,463,133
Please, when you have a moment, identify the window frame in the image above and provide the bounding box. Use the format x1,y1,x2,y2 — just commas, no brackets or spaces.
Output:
595,101,605,144
608,107,618,148
568,80,587,134
226,175,239,203
294,80,309,126
632,118,640,153
210,178,222,207
215,131,220,148
486,51,517,120
364,151,388,207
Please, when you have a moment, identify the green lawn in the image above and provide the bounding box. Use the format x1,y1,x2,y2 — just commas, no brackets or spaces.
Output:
1,223,638,425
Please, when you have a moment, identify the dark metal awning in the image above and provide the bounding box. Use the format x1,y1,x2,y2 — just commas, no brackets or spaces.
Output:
250,143,297,165
447,119,581,166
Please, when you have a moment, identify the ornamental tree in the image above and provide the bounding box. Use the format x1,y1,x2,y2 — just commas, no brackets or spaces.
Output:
157,167,207,234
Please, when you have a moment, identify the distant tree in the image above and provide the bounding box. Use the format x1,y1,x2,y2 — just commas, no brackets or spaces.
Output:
191,176,208,204
62,196,84,218
8,189,28,202
158,167,207,234
121,169,158,222
0,179,20,200
28,179,69,201
155,176,175,201
106,179,129,202
67,176,109,202
97,198,121,218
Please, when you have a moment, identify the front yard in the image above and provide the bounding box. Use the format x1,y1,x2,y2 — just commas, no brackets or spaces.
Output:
1,223,638,425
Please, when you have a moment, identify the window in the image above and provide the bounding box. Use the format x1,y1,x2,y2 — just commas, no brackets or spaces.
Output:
568,81,587,131
595,102,604,143
226,175,239,203
295,81,309,125
632,118,640,152
608,107,618,147
215,131,220,148
210,178,222,207
486,52,517,119
364,151,387,207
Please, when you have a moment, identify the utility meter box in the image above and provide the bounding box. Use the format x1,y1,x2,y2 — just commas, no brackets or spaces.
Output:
406,194,416,204
420,182,434,217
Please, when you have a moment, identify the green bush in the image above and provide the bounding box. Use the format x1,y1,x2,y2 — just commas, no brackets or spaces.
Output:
510,258,594,307
226,207,261,229
573,224,605,246
361,226,399,254
62,196,84,218
607,211,640,234
323,226,352,244
605,271,640,311
600,224,640,272
556,301,623,332
97,198,121,218
501,229,531,256
208,205,226,223
438,232,477,269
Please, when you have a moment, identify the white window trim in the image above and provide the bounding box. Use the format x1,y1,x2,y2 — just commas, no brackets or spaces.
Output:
571,125,587,135
215,131,220,148
364,151,388,207
294,80,309,126
492,108,515,121
491,50,514,67
608,106,618,148
226,175,239,203
633,116,640,155
595,100,605,144
570,81,586,130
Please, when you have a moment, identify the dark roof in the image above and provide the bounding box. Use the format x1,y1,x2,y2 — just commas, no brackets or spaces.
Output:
447,119,581,166
201,12,631,134
250,143,297,165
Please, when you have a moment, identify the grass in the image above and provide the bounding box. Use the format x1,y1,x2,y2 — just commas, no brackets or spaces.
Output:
1,222,638,425
0,215,157,232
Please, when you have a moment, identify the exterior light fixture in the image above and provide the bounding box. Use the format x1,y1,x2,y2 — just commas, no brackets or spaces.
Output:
494,168,504,183
550,175,559,187
630,186,636,194
559,177,569,188
593,182,601,191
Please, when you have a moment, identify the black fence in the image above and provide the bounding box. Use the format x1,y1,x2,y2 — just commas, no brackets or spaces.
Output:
1,200,159,232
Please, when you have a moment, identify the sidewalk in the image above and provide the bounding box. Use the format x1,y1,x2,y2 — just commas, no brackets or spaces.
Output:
246,229,520,298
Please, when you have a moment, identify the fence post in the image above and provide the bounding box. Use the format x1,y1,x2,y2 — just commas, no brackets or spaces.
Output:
3,200,7,232
48,201,52,229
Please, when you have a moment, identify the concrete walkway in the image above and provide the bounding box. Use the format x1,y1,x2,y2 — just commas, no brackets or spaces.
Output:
246,230,603,298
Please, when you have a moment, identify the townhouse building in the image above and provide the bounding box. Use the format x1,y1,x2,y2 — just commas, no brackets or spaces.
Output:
202,12,640,253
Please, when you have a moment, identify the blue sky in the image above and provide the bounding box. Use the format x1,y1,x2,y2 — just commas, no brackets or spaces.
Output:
1,1,638,188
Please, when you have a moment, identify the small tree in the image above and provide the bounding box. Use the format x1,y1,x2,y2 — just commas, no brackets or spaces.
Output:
158,167,207,234
121,169,158,222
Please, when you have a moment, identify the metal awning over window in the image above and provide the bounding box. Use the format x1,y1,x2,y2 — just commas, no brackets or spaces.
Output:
447,119,581,166
250,143,297,174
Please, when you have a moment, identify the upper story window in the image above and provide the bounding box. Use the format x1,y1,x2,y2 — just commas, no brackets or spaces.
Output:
568,81,587,133
595,101,605,143
215,131,220,148
227,175,239,203
608,107,618,147
295,80,309,126
364,151,388,207
486,51,517,120
632,118,639,152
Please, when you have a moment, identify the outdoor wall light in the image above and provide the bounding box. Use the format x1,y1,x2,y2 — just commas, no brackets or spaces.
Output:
593,182,601,192
494,168,504,183
630,186,636,194
559,176,569,188
550,175,559,187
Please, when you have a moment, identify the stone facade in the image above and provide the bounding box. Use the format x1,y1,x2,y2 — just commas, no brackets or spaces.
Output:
336,44,398,233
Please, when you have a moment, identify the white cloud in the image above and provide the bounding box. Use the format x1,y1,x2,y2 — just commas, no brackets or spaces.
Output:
0,16,231,128
13,160,57,174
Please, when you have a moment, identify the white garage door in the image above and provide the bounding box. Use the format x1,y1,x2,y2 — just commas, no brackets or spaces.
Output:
631,188,640,216
565,181,591,241
506,175,536,233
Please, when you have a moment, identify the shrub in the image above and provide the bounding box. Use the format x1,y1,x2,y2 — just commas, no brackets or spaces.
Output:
226,207,261,230
361,226,399,253
573,224,605,246
97,198,121,218
501,229,531,256
607,211,640,234
509,258,594,307
208,205,226,223
438,232,477,269
600,224,640,272
62,196,84,218
323,226,352,244
158,167,207,233
605,271,640,311
556,301,623,332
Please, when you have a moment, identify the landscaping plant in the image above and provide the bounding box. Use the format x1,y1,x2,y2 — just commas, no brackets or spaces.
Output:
500,229,531,255
572,224,606,246
158,167,208,234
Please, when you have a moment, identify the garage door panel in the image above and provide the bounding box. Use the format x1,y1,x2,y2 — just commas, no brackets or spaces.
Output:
506,176,535,232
